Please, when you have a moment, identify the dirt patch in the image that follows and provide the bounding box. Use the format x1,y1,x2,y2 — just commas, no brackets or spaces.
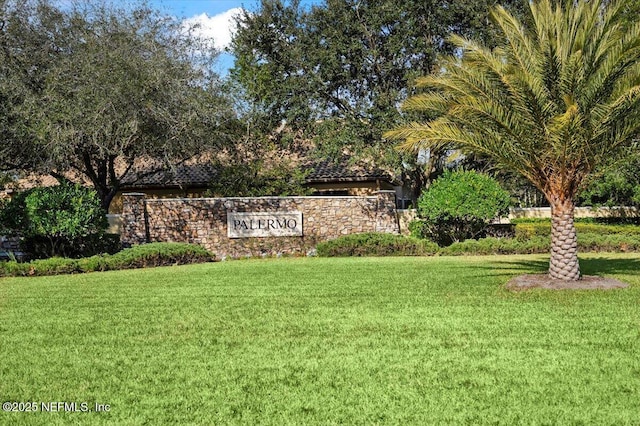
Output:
506,274,629,291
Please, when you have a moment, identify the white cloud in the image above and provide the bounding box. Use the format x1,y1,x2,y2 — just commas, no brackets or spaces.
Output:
182,8,243,51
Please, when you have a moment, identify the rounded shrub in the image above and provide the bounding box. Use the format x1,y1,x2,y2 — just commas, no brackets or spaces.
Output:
417,170,510,246
0,183,110,258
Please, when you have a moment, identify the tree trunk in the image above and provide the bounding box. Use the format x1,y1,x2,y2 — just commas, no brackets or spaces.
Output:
549,198,581,281
100,188,117,213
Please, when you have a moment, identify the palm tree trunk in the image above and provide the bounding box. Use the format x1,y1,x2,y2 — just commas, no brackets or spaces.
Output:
549,199,580,281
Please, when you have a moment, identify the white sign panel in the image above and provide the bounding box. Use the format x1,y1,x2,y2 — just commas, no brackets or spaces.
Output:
227,212,303,238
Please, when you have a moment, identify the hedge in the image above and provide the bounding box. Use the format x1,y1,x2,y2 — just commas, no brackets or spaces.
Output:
514,222,640,240
317,232,640,257
0,243,214,277
316,233,439,257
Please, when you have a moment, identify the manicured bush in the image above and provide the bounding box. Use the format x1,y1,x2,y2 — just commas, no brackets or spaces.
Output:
0,183,110,258
577,216,640,225
577,233,640,252
315,232,640,258
0,243,214,277
440,236,550,256
316,233,439,257
514,220,640,240
512,217,640,225
514,222,551,240
105,242,214,269
417,170,511,246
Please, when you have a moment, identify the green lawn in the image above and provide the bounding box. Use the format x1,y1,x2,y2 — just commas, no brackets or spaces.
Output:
1,254,639,425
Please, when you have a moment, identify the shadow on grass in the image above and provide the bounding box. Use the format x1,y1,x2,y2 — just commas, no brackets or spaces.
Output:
486,255,640,278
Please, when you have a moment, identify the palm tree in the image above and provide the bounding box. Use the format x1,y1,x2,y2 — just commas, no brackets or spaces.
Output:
386,0,640,281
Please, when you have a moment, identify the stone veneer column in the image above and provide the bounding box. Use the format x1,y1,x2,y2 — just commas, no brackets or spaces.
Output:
375,190,400,234
121,193,149,246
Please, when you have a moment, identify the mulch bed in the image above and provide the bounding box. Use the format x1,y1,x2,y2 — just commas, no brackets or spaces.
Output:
506,274,630,291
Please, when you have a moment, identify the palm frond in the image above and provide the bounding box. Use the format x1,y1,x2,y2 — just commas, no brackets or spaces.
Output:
391,0,640,201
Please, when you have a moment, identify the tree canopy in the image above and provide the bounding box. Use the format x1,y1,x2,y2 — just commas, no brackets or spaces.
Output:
387,0,640,280
230,0,529,198
0,0,238,209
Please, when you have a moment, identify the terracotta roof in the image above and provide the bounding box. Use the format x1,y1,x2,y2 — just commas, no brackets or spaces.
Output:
2,156,394,194
305,157,392,183
118,158,393,189
121,163,218,189
0,173,65,197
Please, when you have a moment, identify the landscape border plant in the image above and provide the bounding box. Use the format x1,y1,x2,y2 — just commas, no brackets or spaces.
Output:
0,242,214,277
0,183,110,258
415,170,511,246
316,231,640,257
315,233,439,257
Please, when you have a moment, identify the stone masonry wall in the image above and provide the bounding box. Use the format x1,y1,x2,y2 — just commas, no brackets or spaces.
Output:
121,191,399,258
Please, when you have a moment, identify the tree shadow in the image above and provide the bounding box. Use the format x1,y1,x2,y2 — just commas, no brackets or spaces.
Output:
487,255,640,278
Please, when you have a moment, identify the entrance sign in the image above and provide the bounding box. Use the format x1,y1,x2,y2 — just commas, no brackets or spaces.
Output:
227,212,303,238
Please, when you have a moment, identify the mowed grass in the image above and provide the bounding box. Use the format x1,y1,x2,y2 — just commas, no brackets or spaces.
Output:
1,254,639,425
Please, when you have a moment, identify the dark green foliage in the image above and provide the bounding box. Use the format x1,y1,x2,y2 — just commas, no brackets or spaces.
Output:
513,220,640,240
408,219,428,239
104,242,213,269
316,233,439,257
22,233,121,259
0,173,13,188
0,190,31,234
317,229,640,257
0,184,109,258
577,233,640,252
0,0,236,210
575,216,640,225
230,0,528,199
0,242,214,277
23,184,107,238
485,223,516,238
440,236,551,256
578,156,640,207
441,233,640,255
417,170,511,245
207,160,312,197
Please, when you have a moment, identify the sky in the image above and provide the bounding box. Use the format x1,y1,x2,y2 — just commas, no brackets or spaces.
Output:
147,0,320,74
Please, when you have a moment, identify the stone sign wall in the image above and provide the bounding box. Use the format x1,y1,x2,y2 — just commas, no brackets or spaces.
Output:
121,191,399,258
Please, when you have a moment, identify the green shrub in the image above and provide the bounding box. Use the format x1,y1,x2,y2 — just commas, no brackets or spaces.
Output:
577,217,640,225
315,232,640,258
514,223,551,240
22,233,122,259
512,217,640,225
0,243,214,277
408,220,428,239
514,221,640,240
207,160,312,197
316,233,439,257
0,183,110,258
485,223,516,238
105,242,213,269
417,170,510,246
578,156,640,207
440,236,550,256
577,233,640,252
